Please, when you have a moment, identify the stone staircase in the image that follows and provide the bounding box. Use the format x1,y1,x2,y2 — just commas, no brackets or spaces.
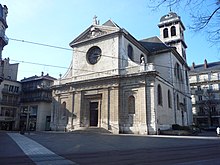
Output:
71,127,112,134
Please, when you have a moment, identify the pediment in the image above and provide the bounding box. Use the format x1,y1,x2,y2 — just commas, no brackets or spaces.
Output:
70,20,121,47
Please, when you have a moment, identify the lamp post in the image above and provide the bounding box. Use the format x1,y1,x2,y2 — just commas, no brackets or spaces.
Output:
26,107,30,134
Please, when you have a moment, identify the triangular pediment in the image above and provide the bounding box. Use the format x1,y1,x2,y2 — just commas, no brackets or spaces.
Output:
69,19,121,47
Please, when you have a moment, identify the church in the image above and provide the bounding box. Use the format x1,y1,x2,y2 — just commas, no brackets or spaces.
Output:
51,12,192,134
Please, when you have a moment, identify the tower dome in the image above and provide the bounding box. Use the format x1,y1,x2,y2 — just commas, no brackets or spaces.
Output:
160,12,179,22
158,12,187,60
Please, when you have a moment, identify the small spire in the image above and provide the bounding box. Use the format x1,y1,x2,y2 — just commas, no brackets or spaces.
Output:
93,15,98,25
168,2,172,12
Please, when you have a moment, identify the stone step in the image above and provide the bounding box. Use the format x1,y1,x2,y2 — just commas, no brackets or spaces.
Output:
72,127,112,134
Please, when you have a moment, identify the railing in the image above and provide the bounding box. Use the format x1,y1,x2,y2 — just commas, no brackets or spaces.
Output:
0,100,19,106
20,97,52,102
195,90,204,95
0,116,14,121
121,63,155,74
53,63,155,86
197,111,220,116
2,88,21,95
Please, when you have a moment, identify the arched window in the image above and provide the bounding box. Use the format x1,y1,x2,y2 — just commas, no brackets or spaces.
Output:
163,28,169,38
62,101,66,117
140,54,145,64
185,70,189,85
158,84,163,106
128,44,134,61
168,90,172,108
174,63,182,80
184,98,186,110
128,95,135,114
171,26,176,36
177,94,180,110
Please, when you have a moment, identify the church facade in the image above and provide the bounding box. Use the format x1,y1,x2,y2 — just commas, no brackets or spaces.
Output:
50,13,192,134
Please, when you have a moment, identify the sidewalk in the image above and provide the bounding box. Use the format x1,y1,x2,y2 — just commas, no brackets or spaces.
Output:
8,133,77,165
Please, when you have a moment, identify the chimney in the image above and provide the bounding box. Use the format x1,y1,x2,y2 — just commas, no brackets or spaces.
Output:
204,59,208,69
41,72,44,76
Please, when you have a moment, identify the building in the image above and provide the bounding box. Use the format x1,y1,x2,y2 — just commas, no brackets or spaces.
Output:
20,72,56,131
189,60,220,128
0,58,21,130
51,13,192,134
0,4,21,131
0,4,8,82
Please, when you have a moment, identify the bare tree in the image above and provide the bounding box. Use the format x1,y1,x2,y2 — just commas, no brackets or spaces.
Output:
148,0,220,45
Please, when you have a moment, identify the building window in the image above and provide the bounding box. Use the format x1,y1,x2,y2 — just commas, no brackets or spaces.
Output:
86,46,102,65
185,71,189,86
211,106,216,114
199,107,204,115
128,95,135,114
30,106,38,116
3,84,9,92
171,26,176,36
182,48,186,59
158,84,163,106
198,95,202,101
168,90,172,108
14,86,19,93
9,85,14,92
128,44,134,61
61,101,67,117
177,94,180,110
174,63,182,80
140,54,145,64
163,28,169,38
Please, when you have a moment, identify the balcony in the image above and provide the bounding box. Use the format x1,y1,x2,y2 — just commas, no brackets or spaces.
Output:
0,30,8,46
196,111,220,116
2,88,21,95
22,86,52,92
196,99,220,105
0,100,19,106
0,116,14,121
20,96,52,103
195,90,204,95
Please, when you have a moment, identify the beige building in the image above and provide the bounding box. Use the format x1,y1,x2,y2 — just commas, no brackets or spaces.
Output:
20,72,56,131
0,59,21,130
189,60,220,128
51,13,192,134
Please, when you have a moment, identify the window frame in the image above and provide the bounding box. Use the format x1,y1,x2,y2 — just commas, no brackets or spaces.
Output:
163,28,169,38
158,84,163,106
128,95,135,114
171,26,176,36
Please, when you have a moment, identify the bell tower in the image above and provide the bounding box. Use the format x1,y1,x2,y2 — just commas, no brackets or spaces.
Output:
158,12,187,60
0,4,8,83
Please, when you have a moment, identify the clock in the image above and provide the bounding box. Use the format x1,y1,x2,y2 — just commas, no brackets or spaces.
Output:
87,46,101,64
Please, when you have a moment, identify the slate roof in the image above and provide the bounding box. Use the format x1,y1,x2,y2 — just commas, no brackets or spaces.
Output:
139,36,170,53
190,61,220,74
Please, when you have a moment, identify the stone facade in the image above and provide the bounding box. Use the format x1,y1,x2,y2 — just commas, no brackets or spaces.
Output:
51,13,192,134
189,60,220,128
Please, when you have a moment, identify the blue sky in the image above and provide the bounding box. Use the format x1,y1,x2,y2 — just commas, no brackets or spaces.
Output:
1,0,219,81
